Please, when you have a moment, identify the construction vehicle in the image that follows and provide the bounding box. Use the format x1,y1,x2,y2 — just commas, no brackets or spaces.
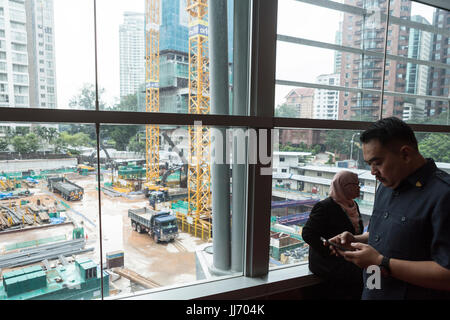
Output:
47,177,84,201
77,164,96,175
148,190,167,209
128,207,178,243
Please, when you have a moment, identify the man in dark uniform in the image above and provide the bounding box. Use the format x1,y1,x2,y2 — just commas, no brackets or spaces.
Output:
329,117,450,299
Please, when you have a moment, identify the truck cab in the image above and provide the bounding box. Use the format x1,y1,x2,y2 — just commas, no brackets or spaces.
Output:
151,212,178,242
128,208,178,243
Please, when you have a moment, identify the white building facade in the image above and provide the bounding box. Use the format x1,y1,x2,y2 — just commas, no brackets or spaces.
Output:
0,0,29,108
404,15,432,121
26,0,57,109
119,12,145,99
313,73,340,120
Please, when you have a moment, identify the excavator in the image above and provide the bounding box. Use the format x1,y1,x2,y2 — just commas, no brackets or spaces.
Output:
144,130,188,203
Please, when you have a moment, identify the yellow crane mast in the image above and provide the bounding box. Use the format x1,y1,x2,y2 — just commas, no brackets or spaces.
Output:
186,0,211,220
145,0,161,187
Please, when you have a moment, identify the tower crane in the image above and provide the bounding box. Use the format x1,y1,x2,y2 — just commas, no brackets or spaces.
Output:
186,0,212,220
144,0,161,192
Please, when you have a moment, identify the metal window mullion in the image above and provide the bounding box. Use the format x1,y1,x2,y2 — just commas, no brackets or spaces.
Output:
245,0,277,278
296,0,450,37
386,14,450,38
277,34,450,70
275,79,450,102
93,0,104,301
0,108,274,127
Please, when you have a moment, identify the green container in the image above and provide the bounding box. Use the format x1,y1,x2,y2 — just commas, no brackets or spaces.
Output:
48,211,60,218
72,227,84,240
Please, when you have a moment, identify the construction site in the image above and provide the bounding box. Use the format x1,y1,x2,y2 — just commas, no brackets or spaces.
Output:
0,0,314,300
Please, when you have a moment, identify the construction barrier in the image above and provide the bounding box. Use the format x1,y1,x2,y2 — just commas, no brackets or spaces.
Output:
175,212,211,242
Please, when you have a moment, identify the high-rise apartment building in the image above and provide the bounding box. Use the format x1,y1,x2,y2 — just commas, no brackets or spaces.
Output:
0,0,56,110
404,15,431,121
313,73,340,120
338,0,411,121
427,8,450,117
0,0,29,108
334,22,342,74
119,12,145,99
26,0,57,109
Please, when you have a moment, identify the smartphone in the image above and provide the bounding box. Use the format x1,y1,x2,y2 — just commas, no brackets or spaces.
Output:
320,236,354,252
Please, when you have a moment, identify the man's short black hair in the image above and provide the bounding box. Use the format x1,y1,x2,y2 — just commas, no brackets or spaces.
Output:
360,117,418,150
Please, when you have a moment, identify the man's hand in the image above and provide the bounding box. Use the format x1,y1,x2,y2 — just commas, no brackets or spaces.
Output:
327,231,357,256
341,242,383,269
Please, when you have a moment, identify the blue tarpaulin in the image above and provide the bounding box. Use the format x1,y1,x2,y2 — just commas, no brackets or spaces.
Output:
0,192,13,200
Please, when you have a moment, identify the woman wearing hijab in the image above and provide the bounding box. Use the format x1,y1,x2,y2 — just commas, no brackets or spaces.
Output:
302,170,364,299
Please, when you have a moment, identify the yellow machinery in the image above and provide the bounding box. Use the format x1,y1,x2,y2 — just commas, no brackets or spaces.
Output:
186,0,211,220
145,0,161,191
77,164,96,175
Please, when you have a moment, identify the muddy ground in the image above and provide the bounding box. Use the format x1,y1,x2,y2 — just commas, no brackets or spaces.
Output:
0,173,209,297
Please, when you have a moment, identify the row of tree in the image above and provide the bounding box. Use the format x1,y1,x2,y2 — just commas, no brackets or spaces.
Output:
0,84,145,155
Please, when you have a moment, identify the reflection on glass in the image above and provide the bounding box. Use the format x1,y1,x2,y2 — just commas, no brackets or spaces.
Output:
275,0,388,121
270,128,370,269
0,122,106,300
382,1,450,125
269,128,450,269
275,0,450,124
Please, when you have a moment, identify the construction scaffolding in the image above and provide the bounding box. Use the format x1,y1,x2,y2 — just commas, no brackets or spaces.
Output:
145,0,161,185
186,0,211,220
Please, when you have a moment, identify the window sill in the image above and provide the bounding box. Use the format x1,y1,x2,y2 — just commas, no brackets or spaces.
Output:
109,263,322,300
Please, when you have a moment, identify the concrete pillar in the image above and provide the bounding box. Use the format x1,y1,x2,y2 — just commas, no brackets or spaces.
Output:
209,0,231,274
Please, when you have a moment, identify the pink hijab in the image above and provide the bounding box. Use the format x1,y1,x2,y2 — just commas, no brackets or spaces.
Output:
329,170,360,234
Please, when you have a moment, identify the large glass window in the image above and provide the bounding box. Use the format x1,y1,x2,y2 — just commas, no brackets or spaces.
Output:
0,0,245,301
272,0,450,270
0,0,448,301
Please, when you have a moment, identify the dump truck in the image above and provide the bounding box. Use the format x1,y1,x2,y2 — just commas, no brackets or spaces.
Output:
47,177,84,201
128,207,178,243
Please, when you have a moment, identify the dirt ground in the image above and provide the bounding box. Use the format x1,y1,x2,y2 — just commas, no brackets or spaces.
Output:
0,173,209,297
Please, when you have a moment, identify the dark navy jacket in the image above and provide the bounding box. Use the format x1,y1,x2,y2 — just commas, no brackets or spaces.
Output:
362,159,450,300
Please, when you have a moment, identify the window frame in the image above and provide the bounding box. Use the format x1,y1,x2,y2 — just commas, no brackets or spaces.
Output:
0,0,449,300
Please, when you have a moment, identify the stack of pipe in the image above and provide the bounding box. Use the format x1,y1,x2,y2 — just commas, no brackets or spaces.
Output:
0,238,93,269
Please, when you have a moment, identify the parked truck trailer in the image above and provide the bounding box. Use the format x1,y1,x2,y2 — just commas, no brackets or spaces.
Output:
128,207,178,243
47,177,84,201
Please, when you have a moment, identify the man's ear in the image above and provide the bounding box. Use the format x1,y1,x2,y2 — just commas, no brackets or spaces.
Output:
399,145,414,163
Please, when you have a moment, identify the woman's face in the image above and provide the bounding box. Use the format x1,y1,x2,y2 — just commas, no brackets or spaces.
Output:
344,181,360,199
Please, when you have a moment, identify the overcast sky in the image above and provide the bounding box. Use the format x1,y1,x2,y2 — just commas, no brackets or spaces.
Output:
54,0,144,108
52,0,436,109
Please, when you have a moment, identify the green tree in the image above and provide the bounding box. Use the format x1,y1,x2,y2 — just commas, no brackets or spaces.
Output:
69,83,106,110
419,133,450,163
113,93,138,112
47,127,60,144
324,130,361,160
12,135,28,153
101,125,140,151
275,103,298,118
26,133,40,153
128,134,146,154
12,133,39,153
0,137,8,151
